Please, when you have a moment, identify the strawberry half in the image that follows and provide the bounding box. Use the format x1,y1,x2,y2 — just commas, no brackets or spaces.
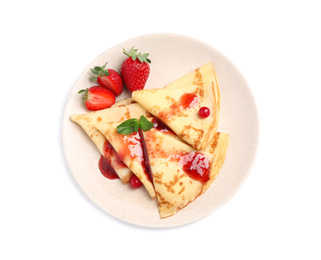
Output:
121,46,151,92
90,63,123,96
78,86,115,111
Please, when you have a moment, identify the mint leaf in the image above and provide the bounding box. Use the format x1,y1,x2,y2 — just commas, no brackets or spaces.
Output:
139,115,154,131
117,118,139,135
116,116,154,135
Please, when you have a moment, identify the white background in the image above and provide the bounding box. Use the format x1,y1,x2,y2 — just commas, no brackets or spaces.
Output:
1,0,320,259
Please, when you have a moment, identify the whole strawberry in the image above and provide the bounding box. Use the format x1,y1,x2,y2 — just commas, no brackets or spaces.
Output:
121,46,151,92
90,62,123,96
78,86,115,111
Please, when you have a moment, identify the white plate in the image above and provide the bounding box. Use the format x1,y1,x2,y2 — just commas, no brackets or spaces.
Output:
62,33,259,228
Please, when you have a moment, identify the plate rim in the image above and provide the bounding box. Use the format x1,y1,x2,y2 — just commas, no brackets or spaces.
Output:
62,33,260,228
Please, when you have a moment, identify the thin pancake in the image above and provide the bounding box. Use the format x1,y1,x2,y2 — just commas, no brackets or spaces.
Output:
132,63,220,150
95,120,156,199
201,132,229,195
70,100,149,183
142,123,229,218
97,116,229,217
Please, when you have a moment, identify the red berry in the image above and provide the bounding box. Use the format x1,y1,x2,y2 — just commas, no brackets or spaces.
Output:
129,175,142,189
121,47,151,92
78,86,115,111
199,106,210,118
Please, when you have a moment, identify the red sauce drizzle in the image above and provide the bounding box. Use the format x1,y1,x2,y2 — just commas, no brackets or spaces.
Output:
104,141,127,168
98,141,125,180
99,155,119,179
118,131,153,183
159,93,199,121
117,132,141,161
138,129,153,183
174,93,199,110
178,152,210,184
151,117,174,134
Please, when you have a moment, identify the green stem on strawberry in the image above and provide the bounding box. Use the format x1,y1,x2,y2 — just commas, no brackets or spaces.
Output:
123,46,151,63
78,88,89,103
90,62,110,81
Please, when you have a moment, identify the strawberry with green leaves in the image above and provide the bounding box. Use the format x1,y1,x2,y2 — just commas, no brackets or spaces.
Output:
78,86,115,111
121,46,151,92
90,62,123,96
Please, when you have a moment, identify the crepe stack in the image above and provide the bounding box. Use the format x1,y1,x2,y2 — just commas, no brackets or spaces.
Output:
71,62,229,218
70,98,150,183
96,119,228,218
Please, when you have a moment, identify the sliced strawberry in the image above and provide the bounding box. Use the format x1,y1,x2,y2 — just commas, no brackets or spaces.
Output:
97,69,123,96
90,63,123,96
78,86,115,111
121,47,151,92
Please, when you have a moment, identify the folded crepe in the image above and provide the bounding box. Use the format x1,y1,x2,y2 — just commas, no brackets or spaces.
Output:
96,116,229,218
142,126,229,218
71,62,229,218
132,63,220,150
96,120,156,199
70,98,150,183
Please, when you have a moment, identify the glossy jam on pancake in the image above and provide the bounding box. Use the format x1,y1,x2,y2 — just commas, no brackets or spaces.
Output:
99,155,119,180
142,127,205,218
151,117,174,135
95,121,156,198
138,129,153,182
141,126,229,218
200,132,229,195
132,63,220,150
159,93,199,120
115,129,152,183
98,141,128,180
70,100,150,183
71,62,229,219
179,152,210,184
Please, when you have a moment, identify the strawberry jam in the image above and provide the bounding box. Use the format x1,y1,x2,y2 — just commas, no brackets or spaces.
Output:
175,93,199,109
104,141,127,168
159,93,199,121
99,155,119,179
118,132,142,160
118,130,153,183
98,141,125,180
151,117,174,134
179,152,210,184
138,129,153,183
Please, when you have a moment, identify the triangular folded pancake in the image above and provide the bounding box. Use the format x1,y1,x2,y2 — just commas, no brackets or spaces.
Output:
132,63,220,150
95,120,156,199
142,127,229,218
201,131,229,195
97,116,229,217
70,99,149,183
